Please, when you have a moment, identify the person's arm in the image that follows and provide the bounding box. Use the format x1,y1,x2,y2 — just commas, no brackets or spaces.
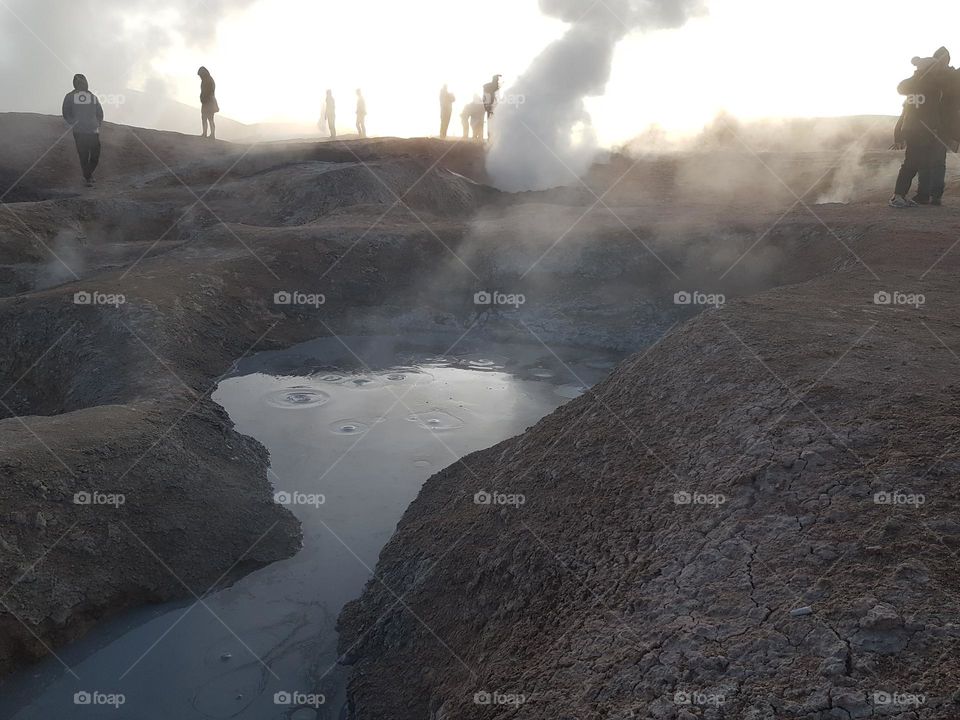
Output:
897,74,920,96
96,96,104,126
62,94,74,125
892,106,906,149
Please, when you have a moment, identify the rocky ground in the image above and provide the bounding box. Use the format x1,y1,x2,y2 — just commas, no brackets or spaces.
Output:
3,110,957,718
337,144,960,716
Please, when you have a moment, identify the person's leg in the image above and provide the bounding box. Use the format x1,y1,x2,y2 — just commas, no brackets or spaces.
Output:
88,135,101,180
73,133,87,179
202,113,208,137
209,115,216,140
76,134,96,180
895,141,923,198
931,140,948,201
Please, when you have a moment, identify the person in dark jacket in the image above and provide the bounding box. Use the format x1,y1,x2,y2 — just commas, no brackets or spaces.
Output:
198,66,219,140
439,84,456,138
890,56,947,208
61,74,103,187
927,47,960,205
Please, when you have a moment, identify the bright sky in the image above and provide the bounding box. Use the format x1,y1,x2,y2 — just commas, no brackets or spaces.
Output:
143,0,960,143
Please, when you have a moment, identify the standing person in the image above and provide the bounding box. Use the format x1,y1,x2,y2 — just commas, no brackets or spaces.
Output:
197,67,219,140
890,57,944,208
356,89,367,138
482,74,501,141
929,47,960,205
469,96,486,141
324,90,337,139
61,74,103,187
439,84,455,138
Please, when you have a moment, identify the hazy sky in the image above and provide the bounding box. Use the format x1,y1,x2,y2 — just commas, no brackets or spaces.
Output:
3,0,960,143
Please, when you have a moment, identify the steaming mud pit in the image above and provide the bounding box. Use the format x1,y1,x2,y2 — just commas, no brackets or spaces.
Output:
5,113,960,720
0,334,621,719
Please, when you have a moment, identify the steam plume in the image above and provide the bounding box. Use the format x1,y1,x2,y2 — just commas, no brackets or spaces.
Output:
486,0,707,192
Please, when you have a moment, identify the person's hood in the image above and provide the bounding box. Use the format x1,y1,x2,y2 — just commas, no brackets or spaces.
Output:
73,74,89,92
935,46,951,64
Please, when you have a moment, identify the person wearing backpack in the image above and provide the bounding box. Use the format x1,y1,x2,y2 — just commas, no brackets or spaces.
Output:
890,56,946,208
61,74,104,187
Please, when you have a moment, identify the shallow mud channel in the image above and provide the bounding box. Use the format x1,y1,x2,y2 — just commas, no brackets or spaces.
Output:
0,334,622,720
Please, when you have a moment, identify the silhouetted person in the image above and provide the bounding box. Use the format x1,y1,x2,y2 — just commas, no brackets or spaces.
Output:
323,90,337,139
198,66,219,140
356,89,367,138
61,74,103,187
439,84,455,138
482,74,502,141
468,96,486,141
891,56,945,208
927,47,960,205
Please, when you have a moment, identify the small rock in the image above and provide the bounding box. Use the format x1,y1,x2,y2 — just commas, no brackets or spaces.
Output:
791,606,814,617
220,652,233,661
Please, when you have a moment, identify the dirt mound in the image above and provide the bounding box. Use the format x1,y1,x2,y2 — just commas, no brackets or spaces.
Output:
204,160,485,226
339,267,960,719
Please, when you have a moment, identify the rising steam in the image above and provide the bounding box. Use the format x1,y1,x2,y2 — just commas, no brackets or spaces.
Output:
486,0,707,192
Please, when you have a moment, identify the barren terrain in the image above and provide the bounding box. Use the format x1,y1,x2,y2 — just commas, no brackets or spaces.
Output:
2,111,959,719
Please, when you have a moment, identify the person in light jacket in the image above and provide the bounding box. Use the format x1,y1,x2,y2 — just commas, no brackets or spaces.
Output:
198,66,219,140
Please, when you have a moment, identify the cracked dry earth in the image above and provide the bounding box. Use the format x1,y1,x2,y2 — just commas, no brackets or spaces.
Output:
338,201,960,713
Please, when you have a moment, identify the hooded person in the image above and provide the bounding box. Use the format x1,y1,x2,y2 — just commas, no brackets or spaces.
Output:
61,74,104,187
890,55,947,208
197,67,219,140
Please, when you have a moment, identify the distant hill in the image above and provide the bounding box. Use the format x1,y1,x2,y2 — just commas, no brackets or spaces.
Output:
107,89,325,143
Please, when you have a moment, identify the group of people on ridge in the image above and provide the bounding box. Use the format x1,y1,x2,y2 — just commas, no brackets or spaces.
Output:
439,75,501,142
319,89,368,139
891,47,960,208
62,67,220,187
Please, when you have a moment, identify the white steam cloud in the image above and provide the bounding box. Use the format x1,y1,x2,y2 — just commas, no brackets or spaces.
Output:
486,0,707,192
0,0,251,113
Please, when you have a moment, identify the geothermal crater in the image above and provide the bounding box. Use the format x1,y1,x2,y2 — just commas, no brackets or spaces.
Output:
0,112,958,719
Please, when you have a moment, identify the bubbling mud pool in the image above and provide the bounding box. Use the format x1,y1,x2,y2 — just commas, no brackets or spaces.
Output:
0,334,622,720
